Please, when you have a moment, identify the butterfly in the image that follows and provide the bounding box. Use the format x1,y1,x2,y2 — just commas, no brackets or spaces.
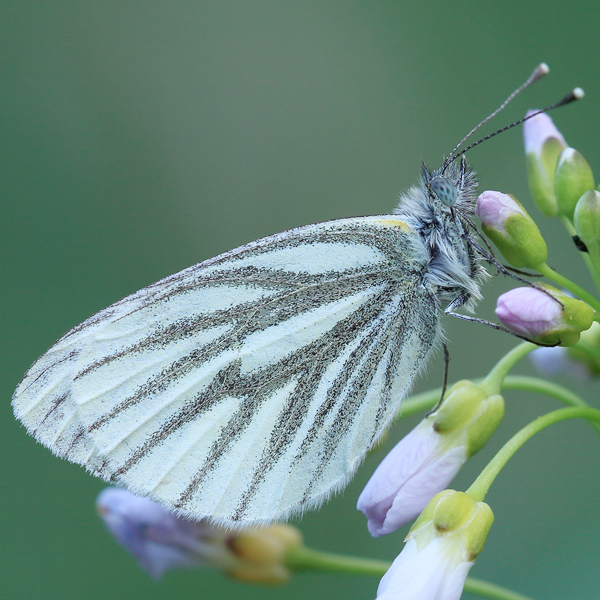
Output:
12,65,557,527
12,158,487,526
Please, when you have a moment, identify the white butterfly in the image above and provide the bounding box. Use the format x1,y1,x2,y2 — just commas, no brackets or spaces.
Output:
12,158,487,527
16,64,566,526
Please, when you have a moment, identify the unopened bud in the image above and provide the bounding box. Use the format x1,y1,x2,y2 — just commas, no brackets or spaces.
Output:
524,111,567,216
496,285,594,346
476,190,547,268
555,148,595,220
377,490,493,600
574,190,600,255
229,525,303,585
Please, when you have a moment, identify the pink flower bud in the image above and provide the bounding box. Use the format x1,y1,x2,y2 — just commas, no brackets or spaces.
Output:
495,287,562,339
523,111,567,156
523,111,568,217
475,191,547,269
496,285,593,346
475,190,526,233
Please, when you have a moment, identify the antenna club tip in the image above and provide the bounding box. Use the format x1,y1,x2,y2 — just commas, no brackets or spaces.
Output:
573,87,585,99
532,63,550,81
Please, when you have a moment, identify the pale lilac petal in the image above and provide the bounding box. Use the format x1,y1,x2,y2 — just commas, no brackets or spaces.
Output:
495,287,561,337
358,422,438,505
530,346,591,380
378,446,467,536
523,111,567,155
358,420,469,535
358,420,470,536
475,191,525,232
377,537,418,595
97,487,223,579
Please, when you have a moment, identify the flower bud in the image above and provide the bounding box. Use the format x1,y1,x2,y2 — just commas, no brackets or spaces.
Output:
574,190,600,255
523,111,567,216
357,381,503,536
97,487,301,584
554,148,595,220
376,490,493,600
495,285,594,346
475,190,547,268
228,525,303,585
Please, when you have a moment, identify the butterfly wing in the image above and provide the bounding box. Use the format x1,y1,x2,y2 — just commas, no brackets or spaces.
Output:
13,215,441,526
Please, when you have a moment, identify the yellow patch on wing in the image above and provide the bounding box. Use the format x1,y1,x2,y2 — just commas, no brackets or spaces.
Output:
372,218,411,232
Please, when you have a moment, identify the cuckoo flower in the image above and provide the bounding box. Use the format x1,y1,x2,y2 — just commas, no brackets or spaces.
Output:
358,382,503,536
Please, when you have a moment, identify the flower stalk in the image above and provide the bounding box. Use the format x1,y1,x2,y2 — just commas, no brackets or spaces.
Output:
480,342,535,393
467,406,600,502
285,547,533,599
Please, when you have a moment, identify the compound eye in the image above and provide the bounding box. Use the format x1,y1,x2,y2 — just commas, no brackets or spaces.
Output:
430,177,458,207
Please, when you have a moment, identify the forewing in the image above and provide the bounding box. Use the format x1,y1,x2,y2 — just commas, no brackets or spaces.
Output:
13,216,441,526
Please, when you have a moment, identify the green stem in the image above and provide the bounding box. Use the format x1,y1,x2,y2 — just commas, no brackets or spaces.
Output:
560,215,600,293
481,342,535,393
286,547,533,600
285,546,389,577
467,406,600,501
501,375,589,407
536,262,600,313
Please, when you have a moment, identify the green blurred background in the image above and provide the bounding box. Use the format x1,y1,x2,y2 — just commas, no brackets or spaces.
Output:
3,1,600,598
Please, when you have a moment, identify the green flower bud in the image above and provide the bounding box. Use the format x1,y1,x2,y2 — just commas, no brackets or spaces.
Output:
393,490,494,600
462,502,495,560
523,111,568,216
433,380,505,458
554,148,595,220
410,489,454,535
433,380,487,434
433,491,476,533
465,394,504,456
476,191,548,269
574,190,600,254
409,490,494,558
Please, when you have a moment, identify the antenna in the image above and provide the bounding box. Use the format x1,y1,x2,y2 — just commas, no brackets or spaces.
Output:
442,63,550,171
449,87,584,163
